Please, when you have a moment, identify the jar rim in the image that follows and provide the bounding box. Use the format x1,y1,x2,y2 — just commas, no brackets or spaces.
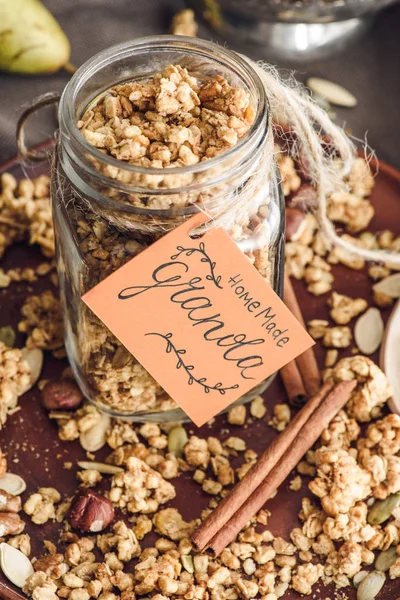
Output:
59,35,268,182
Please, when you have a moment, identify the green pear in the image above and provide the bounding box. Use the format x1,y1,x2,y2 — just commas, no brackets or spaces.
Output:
0,0,70,74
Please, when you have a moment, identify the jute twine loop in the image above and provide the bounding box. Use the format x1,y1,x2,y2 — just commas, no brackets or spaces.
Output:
251,60,400,267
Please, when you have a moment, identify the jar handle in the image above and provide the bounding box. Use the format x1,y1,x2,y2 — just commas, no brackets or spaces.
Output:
16,92,61,162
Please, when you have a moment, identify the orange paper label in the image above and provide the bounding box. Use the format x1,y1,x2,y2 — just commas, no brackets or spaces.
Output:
82,214,314,426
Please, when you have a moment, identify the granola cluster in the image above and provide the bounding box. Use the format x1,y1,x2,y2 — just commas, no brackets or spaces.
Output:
0,172,54,260
0,341,30,429
283,155,400,302
78,64,254,196
18,290,65,358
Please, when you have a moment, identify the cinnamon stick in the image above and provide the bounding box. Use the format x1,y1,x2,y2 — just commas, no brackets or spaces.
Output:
284,273,321,396
205,380,357,555
191,380,334,553
279,360,307,406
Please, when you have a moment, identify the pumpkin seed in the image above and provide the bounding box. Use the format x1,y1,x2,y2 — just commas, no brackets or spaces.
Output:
353,571,368,588
307,77,357,108
0,473,26,495
368,493,400,525
77,461,123,474
0,326,16,347
79,413,111,452
354,308,384,355
168,426,188,457
0,543,34,588
21,347,44,392
356,570,385,600
375,546,398,572
181,555,194,573
373,273,400,298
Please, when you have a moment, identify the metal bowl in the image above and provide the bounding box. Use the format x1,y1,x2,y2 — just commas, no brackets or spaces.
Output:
188,0,399,61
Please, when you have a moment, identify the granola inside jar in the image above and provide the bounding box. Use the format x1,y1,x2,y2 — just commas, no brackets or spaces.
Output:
52,36,284,422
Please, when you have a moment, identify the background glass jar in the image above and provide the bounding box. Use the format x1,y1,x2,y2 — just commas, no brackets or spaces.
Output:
52,36,285,422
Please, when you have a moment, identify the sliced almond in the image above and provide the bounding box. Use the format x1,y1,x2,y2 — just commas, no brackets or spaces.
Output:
77,461,123,474
380,299,400,414
79,413,111,452
0,542,34,588
0,473,27,495
307,77,357,108
354,308,384,355
20,347,44,393
373,274,400,298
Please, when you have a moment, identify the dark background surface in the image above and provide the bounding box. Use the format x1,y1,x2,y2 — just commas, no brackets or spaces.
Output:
0,0,399,166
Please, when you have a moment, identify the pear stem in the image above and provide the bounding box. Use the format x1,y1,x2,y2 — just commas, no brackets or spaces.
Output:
64,61,77,74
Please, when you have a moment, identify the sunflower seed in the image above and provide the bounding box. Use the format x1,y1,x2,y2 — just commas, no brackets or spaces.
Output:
353,571,368,588
0,326,16,347
77,461,123,474
21,347,44,393
0,473,26,495
354,308,384,355
0,543,34,588
307,77,357,108
79,413,111,452
356,570,385,600
181,555,194,573
375,546,398,572
373,273,400,298
368,493,400,525
168,426,188,457
111,346,131,369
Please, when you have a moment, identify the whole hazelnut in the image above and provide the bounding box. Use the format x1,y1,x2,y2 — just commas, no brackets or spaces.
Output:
68,490,114,533
41,379,83,411
285,207,306,241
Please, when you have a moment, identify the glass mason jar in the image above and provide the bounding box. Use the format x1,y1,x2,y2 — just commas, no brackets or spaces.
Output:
51,36,285,422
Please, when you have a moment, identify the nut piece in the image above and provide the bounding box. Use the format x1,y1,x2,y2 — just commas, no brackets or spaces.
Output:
0,490,21,513
0,513,25,536
41,379,83,411
285,208,306,242
0,449,6,479
68,490,115,533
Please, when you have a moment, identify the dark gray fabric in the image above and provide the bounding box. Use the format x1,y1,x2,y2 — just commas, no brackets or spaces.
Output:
1,0,399,166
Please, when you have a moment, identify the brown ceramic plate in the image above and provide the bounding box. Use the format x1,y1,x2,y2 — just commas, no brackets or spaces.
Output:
0,152,399,600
